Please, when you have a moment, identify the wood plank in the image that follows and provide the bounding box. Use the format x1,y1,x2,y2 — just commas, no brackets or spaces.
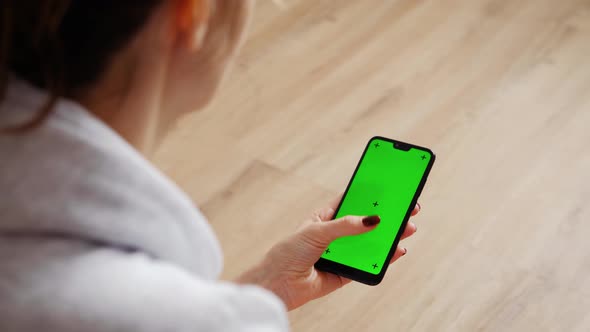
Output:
154,0,590,330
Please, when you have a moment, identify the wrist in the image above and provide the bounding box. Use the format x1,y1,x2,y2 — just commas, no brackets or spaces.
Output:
235,257,289,306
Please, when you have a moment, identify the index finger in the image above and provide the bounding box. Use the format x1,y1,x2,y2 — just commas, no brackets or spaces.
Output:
327,193,344,210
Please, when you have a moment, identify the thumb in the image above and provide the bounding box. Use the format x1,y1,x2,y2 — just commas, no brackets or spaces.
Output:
309,215,381,246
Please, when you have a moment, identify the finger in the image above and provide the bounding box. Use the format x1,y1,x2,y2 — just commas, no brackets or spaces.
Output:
400,221,417,240
316,207,335,222
312,271,353,299
389,246,408,265
319,206,336,221
327,193,344,210
309,215,380,245
411,202,421,216
315,193,344,222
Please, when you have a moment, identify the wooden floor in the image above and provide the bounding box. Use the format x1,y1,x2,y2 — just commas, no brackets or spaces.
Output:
154,0,590,331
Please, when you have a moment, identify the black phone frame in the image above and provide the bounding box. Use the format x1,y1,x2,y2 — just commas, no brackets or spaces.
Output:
314,136,436,285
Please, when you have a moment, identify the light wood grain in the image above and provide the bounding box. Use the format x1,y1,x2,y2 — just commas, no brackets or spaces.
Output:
154,0,590,331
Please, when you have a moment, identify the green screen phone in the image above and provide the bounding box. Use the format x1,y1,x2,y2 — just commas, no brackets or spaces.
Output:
315,136,435,285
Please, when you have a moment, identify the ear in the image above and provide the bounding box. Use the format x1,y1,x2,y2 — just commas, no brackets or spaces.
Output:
174,0,211,50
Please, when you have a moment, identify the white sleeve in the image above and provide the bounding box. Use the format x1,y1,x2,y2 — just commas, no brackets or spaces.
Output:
0,246,289,332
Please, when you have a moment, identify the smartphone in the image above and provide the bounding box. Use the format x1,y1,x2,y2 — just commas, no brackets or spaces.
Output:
314,136,435,285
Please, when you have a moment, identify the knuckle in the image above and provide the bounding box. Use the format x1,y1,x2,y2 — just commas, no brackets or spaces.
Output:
341,215,359,226
310,210,321,221
325,207,335,218
302,223,331,245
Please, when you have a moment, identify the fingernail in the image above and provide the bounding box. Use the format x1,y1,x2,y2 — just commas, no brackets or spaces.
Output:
403,248,408,255
362,215,381,227
417,202,421,211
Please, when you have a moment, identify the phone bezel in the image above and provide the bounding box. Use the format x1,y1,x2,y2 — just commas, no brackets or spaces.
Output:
314,136,436,286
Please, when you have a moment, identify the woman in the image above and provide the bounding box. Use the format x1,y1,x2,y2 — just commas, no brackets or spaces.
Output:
0,1,419,331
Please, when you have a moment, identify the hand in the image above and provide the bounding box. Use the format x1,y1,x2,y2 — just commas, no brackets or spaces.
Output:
235,195,420,311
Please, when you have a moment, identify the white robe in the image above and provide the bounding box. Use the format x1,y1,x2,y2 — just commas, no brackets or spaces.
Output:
0,78,289,331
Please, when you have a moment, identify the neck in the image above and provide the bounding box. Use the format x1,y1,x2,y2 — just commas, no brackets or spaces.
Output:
76,52,169,157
